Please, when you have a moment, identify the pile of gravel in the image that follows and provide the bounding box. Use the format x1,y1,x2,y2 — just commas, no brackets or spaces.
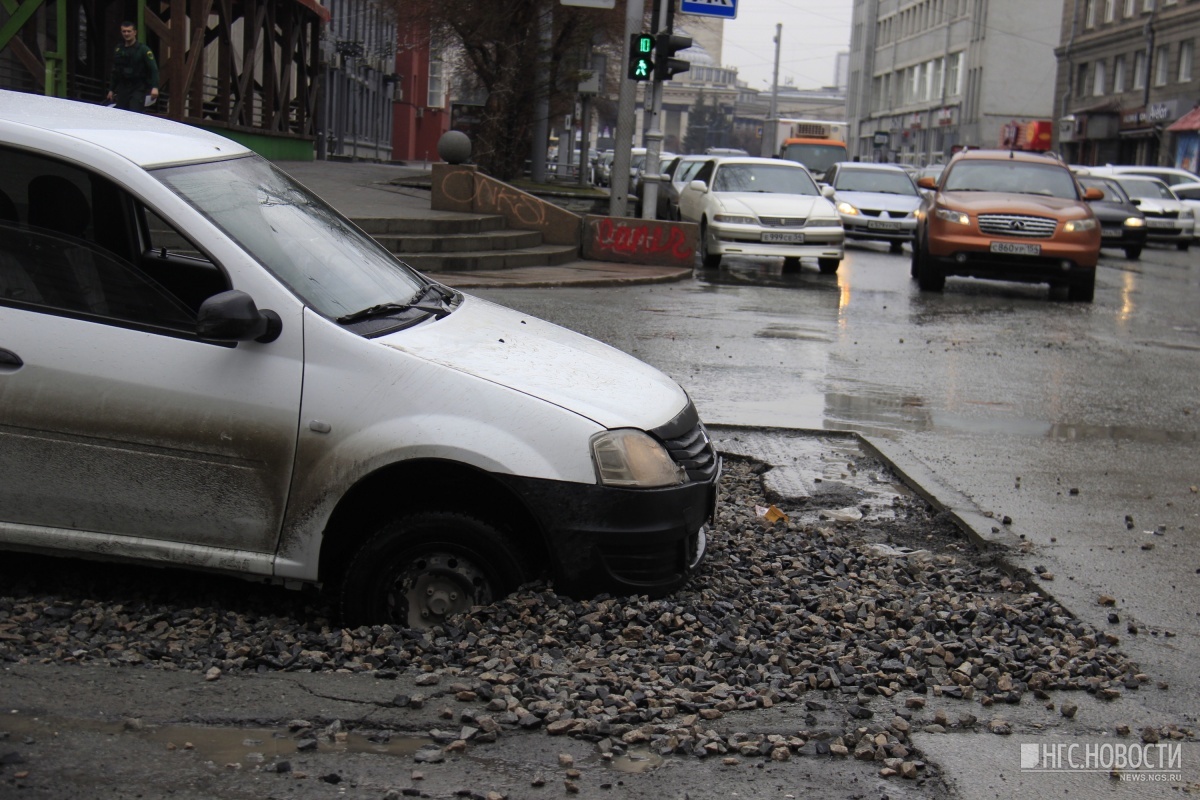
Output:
0,458,1144,762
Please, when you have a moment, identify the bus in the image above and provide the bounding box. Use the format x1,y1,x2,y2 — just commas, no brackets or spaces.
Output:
764,119,849,181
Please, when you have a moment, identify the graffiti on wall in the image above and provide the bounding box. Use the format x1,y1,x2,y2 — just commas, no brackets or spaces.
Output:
441,175,550,228
588,217,695,265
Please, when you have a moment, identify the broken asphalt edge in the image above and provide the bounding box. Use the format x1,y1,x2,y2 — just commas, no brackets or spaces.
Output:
708,422,1024,554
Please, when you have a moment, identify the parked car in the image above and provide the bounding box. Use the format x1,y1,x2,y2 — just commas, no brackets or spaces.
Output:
1171,181,1200,213
704,147,749,156
1075,174,1148,259
676,156,844,273
1098,174,1194,251
1082,164,1200,188
596,151,615,187
912,149,1103,301
824,162,922,253
632,152,677,216
655,154,710,220
0,90,720,627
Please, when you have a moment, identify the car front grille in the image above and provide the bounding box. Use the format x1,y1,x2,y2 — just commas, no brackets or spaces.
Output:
977,214,1058,238
860,209,911,219
662,422,719,483
1142,210,1180,219
758,216,806,227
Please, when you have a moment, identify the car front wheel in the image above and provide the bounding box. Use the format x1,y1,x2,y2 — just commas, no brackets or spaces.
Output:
338,511,529,628
817,257,840,274
1125,245,1142,260
1178,241,1191,252
700,221,721,268
782,256,802,272
1068,273,1095,303
916,242,945,292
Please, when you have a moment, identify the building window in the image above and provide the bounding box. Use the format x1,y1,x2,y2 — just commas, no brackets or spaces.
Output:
946,51,962,95
1093,60,1107,95
428,58,445,108
1085,0,1096,27
1142,0,1154,10
1133,50,1146,89
1180,41,1194,82
1104,0,1114,22
1077,62,1090,96
1155,44,1170,86
932,57,945,98
1114,54,1127,92
1124,0,1134,15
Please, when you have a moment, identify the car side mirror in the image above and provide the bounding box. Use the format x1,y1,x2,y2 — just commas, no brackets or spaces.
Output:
198,290,282,344
1130,197,1142,206
917,176,938,190
821,185,835,199
1083,187,1104,201
688,180,709,193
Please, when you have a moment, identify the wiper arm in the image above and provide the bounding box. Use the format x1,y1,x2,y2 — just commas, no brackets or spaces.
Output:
336,284,455,325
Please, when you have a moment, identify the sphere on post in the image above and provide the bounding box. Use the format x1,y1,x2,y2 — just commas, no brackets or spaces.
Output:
438,131,471,165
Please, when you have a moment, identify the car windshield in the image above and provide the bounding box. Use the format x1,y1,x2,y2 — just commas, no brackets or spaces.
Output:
834,169,918,195
713,164,818,195
1079,177,1129,203
780,142,847,174
153,155,425,320
1117,178,1176,200
942,161,1079,198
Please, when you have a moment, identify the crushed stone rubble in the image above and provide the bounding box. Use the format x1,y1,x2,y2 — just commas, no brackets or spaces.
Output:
0,457,1182,781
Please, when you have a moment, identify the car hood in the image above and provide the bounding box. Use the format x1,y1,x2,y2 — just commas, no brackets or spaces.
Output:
377,294,688,431
939,191,1092,218
834,190,921,212
1131,199,1188,214
1087,201,1142,221
717,192,830,217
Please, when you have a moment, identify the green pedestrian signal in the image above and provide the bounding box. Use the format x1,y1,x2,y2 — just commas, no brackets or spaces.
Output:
628,33,655,82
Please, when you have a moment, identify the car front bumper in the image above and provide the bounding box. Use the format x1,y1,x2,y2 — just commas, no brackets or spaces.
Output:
840,215,916,242
1140,218,1195,242
711,221,844,260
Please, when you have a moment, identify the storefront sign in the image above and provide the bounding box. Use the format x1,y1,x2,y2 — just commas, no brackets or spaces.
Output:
1121,100,1180,129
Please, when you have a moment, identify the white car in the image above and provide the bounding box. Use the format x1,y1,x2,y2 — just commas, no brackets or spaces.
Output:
823,162,922,253
1106,175,1195,251
1083,164,1200,188
0,90,720,627
677,157,845,273
1170,181,1200,214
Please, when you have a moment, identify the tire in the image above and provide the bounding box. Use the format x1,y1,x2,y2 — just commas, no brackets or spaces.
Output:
700,221,721,268
1068,273,1095,303
817,257,840,274
782,256,802,272
1177,241,1191,252
889,240,905,254
910,237,922,278
1124,246,1142,260
916,243,945,292
338,511,529,628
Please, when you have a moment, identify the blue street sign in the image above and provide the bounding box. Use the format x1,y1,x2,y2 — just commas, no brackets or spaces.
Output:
680,0,737,19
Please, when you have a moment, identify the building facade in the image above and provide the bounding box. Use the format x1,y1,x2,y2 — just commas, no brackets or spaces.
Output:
1053,0,1200,167
847,0,1063,165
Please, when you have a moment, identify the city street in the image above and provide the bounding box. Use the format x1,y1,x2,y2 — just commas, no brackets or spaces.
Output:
473,241,1200,795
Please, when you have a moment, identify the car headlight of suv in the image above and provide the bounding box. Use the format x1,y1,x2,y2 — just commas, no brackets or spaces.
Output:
591,429,685,487
934,208,970,225
836,201,860,216
713,214,758,225
1124,217,1146,228
1064,218,1098,233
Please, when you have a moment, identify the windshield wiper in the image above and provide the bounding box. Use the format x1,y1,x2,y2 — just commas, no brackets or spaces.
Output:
336,283,455,325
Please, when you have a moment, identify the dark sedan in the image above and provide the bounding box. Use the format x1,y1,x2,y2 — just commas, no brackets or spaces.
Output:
1077,175,1148,260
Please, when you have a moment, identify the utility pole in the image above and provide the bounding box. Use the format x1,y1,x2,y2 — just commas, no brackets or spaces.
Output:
609,0,646,217
764,23,782,157
530,2,552,183
640,0,670,219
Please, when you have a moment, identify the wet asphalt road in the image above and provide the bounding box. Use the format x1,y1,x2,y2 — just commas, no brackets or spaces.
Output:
475,240,1200,795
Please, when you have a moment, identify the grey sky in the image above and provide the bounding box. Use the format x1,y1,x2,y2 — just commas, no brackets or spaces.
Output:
716,1,853,90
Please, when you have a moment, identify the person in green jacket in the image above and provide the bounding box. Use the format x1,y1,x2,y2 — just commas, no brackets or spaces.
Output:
106,22,159,112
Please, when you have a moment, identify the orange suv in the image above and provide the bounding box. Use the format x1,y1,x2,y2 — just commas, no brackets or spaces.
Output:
912,150,1103,301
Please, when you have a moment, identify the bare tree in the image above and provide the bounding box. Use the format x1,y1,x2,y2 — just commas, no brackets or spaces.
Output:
392,0,628,179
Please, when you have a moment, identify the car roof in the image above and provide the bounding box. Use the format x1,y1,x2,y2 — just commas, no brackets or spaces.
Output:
0,89,250,168
948,149,1067,166
832,162,910,172
714,156,808,168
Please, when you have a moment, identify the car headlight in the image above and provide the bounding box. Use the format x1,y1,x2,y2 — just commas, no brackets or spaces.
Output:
934,208,970,225
713,214,758,225
1124,217,1146,228
591,429,685,488
1182,209,1195,221
1064,218,1098,233
836,201,859,216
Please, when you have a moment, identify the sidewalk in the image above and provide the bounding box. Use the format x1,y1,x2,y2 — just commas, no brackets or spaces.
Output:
275,159,692,288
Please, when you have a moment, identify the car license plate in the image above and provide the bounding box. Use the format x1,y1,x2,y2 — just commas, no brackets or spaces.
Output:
990,241,1041,256
762,231,804,243
1146,218,1176,229
1101,228,1122,238
868,220,901,230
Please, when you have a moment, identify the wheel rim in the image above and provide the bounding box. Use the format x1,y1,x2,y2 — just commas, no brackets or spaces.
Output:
387,551,493,629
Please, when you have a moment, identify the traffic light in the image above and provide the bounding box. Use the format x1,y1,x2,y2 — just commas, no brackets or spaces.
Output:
654,33,691,82
628,33,654,82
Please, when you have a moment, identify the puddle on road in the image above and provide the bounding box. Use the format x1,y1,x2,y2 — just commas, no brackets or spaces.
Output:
1,710,429,767
609,747,665,774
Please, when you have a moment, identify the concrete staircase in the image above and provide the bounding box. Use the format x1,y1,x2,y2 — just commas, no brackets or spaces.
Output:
354,215,579,272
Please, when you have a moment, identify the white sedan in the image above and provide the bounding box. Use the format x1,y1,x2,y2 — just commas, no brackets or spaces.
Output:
677,157,845,273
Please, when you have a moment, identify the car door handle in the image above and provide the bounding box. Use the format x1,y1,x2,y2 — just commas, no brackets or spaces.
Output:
0,348,24,369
